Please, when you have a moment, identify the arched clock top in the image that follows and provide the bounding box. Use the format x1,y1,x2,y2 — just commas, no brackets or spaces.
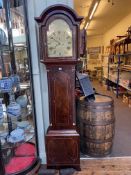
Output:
35,4,83,63
35,4,83,26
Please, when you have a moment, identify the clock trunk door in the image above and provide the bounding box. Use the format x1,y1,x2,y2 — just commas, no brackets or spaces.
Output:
48,65,75,129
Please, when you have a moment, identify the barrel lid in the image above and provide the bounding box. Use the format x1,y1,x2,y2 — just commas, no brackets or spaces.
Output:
78,94,113,105
87,94,113,105
94,95,112,103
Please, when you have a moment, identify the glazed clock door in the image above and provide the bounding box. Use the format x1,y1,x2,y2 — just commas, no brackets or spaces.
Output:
47,65,75,129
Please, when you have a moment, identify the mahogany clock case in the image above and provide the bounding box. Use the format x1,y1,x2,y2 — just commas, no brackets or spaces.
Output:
35,4,83,170
46,129,80,170
80,29,87,57
46,64,76,130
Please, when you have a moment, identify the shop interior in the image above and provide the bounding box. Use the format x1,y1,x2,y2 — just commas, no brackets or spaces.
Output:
0,0,131,174
74,0,131,158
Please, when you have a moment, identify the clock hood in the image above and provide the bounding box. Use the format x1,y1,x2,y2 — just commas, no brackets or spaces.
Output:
35,4,83,26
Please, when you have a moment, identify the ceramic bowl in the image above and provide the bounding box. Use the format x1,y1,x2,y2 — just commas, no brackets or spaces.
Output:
8,135,25,143
7,102,21,118
10,128,24,139
17,121,29,129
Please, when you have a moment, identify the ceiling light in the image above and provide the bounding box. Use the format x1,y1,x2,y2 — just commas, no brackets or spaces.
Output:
89,1,98,20
85,22,89,29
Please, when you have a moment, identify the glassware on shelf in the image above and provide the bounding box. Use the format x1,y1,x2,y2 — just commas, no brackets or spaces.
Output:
16,94,28,108
7,92,21,118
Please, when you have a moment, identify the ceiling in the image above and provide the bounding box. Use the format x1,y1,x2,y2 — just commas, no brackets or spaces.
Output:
74,0,131,36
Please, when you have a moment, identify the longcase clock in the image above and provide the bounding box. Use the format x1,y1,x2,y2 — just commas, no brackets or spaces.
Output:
35,5,83,170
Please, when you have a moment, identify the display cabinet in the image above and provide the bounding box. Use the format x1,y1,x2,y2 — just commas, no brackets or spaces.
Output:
106,26,131,98
107,53,131,98
0,0,40,174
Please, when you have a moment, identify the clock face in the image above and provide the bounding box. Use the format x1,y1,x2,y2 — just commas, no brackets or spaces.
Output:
47,19,73,57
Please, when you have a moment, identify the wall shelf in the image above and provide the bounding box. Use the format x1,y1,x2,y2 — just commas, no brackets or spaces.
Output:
107,52,131,97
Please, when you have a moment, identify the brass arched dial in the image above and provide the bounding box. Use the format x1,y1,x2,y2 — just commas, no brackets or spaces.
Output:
47,19,73,57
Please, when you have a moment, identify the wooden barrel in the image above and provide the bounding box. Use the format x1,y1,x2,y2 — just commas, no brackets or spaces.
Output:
77,94,115,157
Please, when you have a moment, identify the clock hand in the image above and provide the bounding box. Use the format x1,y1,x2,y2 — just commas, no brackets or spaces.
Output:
54,43,61,49
52,37,61,45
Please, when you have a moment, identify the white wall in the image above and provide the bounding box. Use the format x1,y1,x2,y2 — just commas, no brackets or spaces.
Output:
87,12,131,49
103,12,131,46
87,12,131,80
86,35,103,70
87,35,104,48
27,0,73,164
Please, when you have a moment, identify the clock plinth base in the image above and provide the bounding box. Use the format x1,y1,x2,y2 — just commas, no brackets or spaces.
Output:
46,128,80,170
